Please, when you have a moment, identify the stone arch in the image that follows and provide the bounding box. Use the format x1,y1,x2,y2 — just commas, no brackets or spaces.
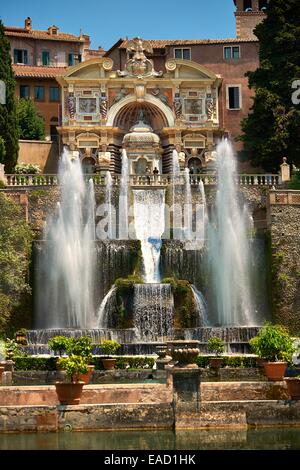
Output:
107,94,174,128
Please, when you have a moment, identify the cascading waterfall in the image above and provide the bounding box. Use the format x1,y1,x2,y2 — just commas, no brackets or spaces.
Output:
133,284,173,341
191,285,208,326
105,171,114,239
97,286,117,328
208,139,257,326
35,148,96,328
118,149,129,239
198,179,207,245
133,189,165,283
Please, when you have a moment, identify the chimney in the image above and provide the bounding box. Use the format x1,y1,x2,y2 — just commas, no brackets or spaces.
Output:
25,17,32,31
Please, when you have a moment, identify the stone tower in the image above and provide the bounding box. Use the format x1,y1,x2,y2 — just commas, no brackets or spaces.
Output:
233,0,268,39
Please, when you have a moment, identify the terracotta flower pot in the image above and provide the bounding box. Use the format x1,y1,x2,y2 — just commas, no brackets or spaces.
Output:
284,377,300,400
263,362,287,381
74,365,95,385
55,382,84,405
209,358,224,369
102,358,116,370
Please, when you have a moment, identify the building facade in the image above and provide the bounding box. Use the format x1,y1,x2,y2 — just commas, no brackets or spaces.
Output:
4,17,104,140
57,1,267,174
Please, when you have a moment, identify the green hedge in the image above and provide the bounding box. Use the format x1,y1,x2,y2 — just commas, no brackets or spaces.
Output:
14,356,57,371
13,356,155,371
92,356,155,370
195,355,257,368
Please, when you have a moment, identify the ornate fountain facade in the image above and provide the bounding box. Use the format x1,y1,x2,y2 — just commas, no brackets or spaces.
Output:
57,37,222,175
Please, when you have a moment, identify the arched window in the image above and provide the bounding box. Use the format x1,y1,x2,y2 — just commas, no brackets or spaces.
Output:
243,0,252,11
259,0,268,11
82,157,95,174
188,157,202,174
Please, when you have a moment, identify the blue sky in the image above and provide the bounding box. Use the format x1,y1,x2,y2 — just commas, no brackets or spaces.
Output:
1,0,236,50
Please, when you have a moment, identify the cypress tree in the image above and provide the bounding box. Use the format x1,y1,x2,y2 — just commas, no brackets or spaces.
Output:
241,0,300,172
0,20,19,172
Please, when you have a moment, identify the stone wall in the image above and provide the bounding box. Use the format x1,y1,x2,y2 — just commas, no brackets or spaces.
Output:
18,140,59,173
267,191,300,332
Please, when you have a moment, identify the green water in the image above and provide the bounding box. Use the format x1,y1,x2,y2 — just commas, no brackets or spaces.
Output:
1,428,300,450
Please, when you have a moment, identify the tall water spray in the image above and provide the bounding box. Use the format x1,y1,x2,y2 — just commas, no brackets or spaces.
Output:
172,149,182,238
105,171,113,239
118,149,129,239
36,148,96,328
184,167,192,240
133,189,165,283
208,140,256,326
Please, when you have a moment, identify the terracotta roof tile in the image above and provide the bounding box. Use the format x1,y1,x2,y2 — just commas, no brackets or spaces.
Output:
5,27,84,42
119,38,258,48
13,65,67,78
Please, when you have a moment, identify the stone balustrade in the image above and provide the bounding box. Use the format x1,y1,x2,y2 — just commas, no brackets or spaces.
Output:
4,173,280,188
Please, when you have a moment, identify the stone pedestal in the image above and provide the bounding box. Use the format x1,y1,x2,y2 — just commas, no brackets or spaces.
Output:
169,367,201,412
280,157,290,183
1,371,13,385
0,360,15,372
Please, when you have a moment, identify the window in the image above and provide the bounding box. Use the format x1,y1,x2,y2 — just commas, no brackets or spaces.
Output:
259,0,268,10
49,86,59,102
34,86,44,101
174,48,191,60
224,46,240,60
243,0,252,11
13,49,28,64
227,86,241,110
20,85,30,99
42,51,50,66
68,53,82,66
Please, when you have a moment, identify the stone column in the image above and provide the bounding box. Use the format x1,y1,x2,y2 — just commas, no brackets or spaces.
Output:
169,367,201,413
280,157,290,183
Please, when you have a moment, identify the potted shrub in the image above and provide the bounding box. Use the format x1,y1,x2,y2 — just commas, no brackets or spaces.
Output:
67,336,94,384
100,340,121,370
249,323,294,381
55,355,88,405
48,336,72,356
208,337,225,369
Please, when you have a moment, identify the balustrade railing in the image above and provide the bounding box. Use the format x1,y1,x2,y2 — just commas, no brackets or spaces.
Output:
4,173,280,188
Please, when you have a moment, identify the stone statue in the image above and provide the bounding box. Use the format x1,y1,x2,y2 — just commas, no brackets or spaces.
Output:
67,95,76,119
173,95,182,119
206,96,215,120
117,37,163,78
152,87,169,106
112,87,128,105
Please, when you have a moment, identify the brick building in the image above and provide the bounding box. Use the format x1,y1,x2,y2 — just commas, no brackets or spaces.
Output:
4,17,104,140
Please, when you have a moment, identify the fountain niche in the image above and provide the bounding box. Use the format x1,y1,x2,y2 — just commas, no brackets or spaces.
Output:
30,133,267,354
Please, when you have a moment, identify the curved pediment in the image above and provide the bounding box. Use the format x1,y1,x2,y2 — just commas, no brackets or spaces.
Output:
166,59,220,82
62,58,114,80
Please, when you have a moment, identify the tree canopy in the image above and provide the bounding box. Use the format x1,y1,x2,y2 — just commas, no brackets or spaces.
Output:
17,98,45,140
241,0,300,172
0,193,33,333
0,20,19,172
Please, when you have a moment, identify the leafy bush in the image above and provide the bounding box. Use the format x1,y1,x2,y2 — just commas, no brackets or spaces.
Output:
207,337,225,356
0,192,33,333
67,336,93,362
57,355,89,382
195,355,257,369
100,339,121,357
249,323,294,362
14,163,41,174
48,336,72,356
